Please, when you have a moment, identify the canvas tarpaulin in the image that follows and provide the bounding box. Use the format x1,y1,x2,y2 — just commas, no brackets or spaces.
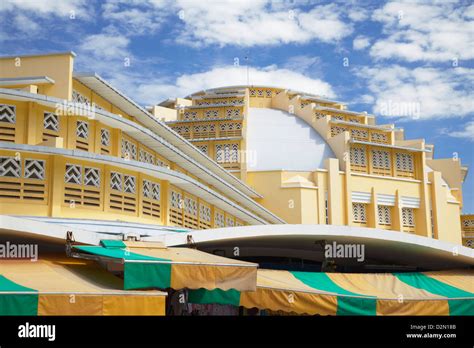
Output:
72,240,257,291
0,256,166,316
188,269,474,316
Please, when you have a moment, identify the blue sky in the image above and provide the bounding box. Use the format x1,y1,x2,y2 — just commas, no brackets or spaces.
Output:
1,0,473,212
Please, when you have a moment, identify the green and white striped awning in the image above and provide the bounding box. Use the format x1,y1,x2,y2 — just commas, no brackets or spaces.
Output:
189,269,474,316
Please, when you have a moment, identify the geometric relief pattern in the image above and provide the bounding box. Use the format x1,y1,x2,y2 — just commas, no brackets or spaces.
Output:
142,180,151,198
331,126,346,137
123,175,136,194
196,145,208,154
24,159,45,180
226,109,241,118
214,211,225,227
143,180,160,201
205,110,219,119
65,164,82,184
100,129,110,147
110,172,122,191
396,153,414,172
183,111,197,120
84,167,100,187
372,150,391,169
76,121,89,139
72,90,90,105
377,205,391,225
371,132,388,143
463,219,474,227
215,144,239,163
184,197,197,216
402,208,415,227
0,157,21,177
352,203,367,222
43,112,59,132
0,104,16,123
139,149,154,165
350,147,367,166
199,204,211,222
121,139,137,160
226,216,235,227
171,191,182,209
351,129,368,140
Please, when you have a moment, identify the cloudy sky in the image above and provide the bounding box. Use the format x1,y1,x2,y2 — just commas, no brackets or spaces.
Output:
1,0,473,212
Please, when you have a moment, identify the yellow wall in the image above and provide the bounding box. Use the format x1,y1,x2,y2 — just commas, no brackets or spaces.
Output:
0,53,74,100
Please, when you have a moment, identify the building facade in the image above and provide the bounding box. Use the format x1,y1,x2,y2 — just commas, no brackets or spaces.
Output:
158,86,469,246
0,52,470,248
0,52,284,233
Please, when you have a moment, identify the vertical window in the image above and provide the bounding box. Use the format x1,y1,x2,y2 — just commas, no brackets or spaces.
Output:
377,206,391,225
350,147,367,166
76,121,89,140
402,208,415,227
396,153,414,172
352,203,367,223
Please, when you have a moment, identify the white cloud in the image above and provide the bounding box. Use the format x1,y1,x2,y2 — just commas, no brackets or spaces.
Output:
101,0,168,35
174,1,353,47
0,0,89,17
371,1,474,62
347,7,369,22
111,65,336,106
354,65,474,119
79,33,130,60
353,35,370,50
13,14,40,34
447,121,474,141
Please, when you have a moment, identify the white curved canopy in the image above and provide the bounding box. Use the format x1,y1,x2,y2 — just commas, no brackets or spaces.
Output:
162,224,474,270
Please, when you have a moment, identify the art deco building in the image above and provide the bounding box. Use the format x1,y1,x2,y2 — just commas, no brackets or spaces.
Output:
0,52,284,235
0,52,472,317
157,86,470,246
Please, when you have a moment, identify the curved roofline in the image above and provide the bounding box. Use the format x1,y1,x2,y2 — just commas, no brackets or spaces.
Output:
161,224,474,269
186,85,334,101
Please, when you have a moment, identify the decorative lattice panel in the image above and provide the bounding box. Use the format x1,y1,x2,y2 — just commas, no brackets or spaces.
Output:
352,203,367,223
184,196,198,229
214,211,225,228
350,147,368,173
169,189,184,226
377,206,391,225
142,179,161,219
121,138,137,160
0,156,47,202
199,203,212,229
371,150,391,176
100,128,111,154
396,153,415,178
0,104,16,142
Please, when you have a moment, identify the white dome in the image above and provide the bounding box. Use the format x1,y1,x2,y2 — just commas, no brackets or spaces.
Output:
246,107,335,171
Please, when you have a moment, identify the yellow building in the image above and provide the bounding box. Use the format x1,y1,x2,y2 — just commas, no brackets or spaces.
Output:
158,86,469,246
0,52,284,233
0,52,472,318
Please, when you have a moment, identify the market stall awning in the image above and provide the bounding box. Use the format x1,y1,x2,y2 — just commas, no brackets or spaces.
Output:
72,240,257,291
0,256,166,316
188,269,474,316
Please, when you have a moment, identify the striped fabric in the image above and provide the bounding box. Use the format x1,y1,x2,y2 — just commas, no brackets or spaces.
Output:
73,240,258,291
0,258,166,316
189,269,474,316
